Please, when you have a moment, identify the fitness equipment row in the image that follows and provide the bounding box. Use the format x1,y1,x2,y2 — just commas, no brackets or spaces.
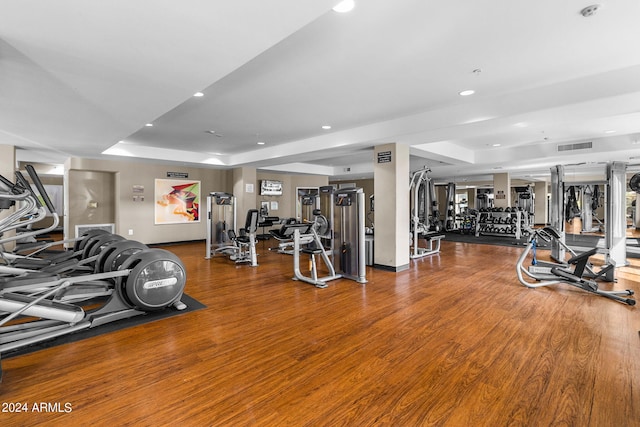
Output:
0,166,188,382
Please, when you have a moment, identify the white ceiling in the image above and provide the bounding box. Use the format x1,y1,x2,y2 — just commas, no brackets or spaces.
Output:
2,0,640,183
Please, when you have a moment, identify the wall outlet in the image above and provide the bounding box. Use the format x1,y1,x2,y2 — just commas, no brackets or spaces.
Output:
128,229,134,236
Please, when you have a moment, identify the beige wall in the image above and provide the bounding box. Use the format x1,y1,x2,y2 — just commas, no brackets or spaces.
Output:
493,173,512,209
65,157,233,245
67,170,115,236
233,167,258,224
63,157,330,245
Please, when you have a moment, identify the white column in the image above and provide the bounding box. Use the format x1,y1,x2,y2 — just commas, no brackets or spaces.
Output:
373,143,410,271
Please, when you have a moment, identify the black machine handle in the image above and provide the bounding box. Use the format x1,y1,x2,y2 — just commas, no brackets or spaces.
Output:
25,164,56,214
0,174,15,188
0,174,23,195
14,171,43,210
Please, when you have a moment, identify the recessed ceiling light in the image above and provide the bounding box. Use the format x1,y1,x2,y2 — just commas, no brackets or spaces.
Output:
193,92,204,97
604,130,616,134
513,122,528,128
492,143,501,147
257,141,265,145
333,0,355,13
459,90,475,96
322,125,332,130
145,123,153,127
205,130,216,134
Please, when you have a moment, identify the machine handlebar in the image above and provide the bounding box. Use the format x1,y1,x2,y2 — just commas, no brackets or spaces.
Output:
14,171,43,209
25,164,56,214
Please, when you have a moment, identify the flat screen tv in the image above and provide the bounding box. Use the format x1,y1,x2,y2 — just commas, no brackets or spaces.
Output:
260,180,283,196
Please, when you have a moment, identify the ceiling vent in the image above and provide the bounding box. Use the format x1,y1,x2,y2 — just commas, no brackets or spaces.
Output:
557,141,592,152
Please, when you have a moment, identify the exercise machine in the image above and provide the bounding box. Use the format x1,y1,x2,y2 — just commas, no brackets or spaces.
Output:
580,185,604,233
211,209,259,266
205,192,235,259
550,162,627,267
0,165,189,381
514,186,534,226
476,189,493,212
333,187,367,283
296,188,319,223
630,173,640,229
409,168,443,259
274,220,341,288
444,182,456,231
516,226,634,305
318,185,335,254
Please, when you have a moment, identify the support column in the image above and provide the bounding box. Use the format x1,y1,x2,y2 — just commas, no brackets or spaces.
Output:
606,162,627,266
373,143,410,271
233,167,257,228
493,172,511,209
467,188,476,210
550,165,565,261
534,181,547,225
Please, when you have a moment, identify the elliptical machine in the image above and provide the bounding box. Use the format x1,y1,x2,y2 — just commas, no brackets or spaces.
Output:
516,226,634,305
0,165,188,382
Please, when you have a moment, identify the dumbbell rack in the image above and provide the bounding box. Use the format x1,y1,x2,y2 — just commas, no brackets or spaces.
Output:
475,209,526,239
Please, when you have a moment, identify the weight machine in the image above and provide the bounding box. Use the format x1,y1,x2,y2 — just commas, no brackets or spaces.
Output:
205,192,235,259
580,185,604,233
409,168,443,259
444,182,456,231
476,189,493,211
210,209,259,267
274,220,341,288
514,186,534,226
630,173,640,229
550,162,627,268
296,188,319,223
333,188,367,283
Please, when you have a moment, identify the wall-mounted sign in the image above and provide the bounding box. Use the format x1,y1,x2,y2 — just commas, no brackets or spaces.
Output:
167,172,189,178
377,151,392,163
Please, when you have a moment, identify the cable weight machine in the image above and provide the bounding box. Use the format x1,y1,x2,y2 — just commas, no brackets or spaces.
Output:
550,162,628,270
205,192,236,259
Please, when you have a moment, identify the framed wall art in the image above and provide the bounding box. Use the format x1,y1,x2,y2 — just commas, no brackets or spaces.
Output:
154,179,201,224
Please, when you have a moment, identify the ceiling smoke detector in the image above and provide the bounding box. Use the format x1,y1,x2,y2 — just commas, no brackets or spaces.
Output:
580,4,601,17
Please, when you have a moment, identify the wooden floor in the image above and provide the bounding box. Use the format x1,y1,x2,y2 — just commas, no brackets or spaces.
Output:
1,235,639,426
